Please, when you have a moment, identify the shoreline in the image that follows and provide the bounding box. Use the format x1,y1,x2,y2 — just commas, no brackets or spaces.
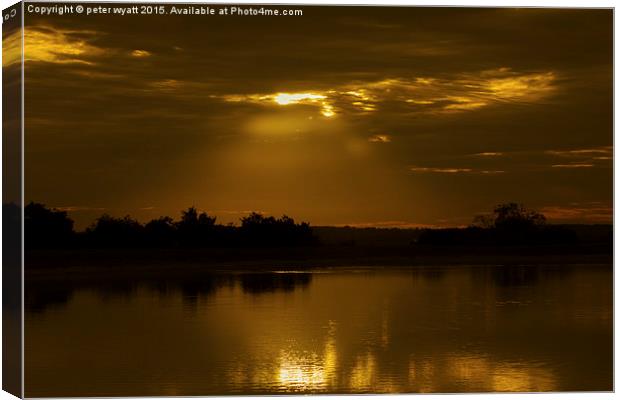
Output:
24,244,613,280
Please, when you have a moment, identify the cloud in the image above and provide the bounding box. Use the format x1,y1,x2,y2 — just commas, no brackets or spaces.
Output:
455,148,611,172
406,99,435,105
545,146,611,169
539,204,612,223
70,70,126,80
213,68,557,118
147,79,185,92
545,146,612,157
410,166,504,174
221,91,336,118
342,69,557,114
2,30,22,67
551,163,594,168
334,220,441,229
368,134,391,143
130,49,151,57
484,71,556,102
55,206,107,212
410,166,473,173
442,97,488,111
23,26,104,64
207,209,269,215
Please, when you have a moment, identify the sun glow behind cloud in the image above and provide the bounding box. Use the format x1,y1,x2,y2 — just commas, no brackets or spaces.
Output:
274,93,325,105
223,92,336,118
217,68,557,119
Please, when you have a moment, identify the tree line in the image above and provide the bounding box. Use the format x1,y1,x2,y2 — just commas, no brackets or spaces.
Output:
14,201,581,249
23,202,317,249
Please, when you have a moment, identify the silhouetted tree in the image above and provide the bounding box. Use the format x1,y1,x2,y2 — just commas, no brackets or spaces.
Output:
471,203,546,230
177,207,216,247
25,202,74,248
492,203,546,230
419,203,575,246
490,203,546,244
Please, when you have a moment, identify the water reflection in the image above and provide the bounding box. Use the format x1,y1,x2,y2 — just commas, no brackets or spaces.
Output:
408,354,557,392
277,320,338,391
491,363,556,392
25,265,612,396
240,272,312,295
349,351,378,391
26,272,312,313
26,286,74,314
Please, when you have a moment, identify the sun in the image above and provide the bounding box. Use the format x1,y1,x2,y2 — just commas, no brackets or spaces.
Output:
272,92,336,118
274,92,326,105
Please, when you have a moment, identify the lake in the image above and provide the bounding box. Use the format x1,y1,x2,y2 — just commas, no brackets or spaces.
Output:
25,264,612,396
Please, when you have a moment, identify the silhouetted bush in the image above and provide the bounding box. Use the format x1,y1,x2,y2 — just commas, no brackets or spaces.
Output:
25,202,74,248
84,214,145,248
239,213,316,247
144,216,176,247
535,225,578,245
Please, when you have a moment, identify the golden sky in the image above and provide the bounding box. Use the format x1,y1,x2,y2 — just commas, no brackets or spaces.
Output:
14,6,612,229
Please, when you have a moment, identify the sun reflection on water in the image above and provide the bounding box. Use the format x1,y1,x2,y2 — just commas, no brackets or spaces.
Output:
26,266,609,396
275,321,338,391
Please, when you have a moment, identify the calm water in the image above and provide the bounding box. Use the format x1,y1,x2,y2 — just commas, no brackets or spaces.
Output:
25,264,612,396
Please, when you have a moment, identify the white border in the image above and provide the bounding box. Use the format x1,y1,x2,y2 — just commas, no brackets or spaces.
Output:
0,1,616,400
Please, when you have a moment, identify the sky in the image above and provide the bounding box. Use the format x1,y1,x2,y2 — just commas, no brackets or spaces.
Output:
9,5,613,229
